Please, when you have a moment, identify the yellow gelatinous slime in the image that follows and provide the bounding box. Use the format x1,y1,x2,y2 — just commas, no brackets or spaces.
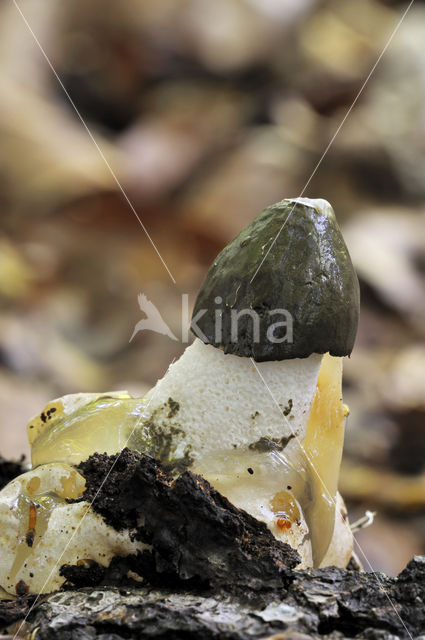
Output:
301,353,346,566
30,393,148,467
270,490,301,530
194,446,313,566
0,464,86,594
0,462,146,595
27,391,134,446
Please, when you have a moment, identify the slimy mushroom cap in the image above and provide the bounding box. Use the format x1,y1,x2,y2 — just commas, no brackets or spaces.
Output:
192,198,360,361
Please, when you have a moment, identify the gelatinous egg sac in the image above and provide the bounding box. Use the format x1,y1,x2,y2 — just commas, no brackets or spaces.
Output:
0,462,146,595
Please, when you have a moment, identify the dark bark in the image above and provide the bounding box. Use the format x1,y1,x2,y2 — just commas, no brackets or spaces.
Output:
1,558,425,640
70,449,300,594
1,450,424,639
0,454,25,491
0,595,36,629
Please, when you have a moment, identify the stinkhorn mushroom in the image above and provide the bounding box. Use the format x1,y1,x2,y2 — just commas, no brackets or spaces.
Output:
134,197,359,568
0,197,359,594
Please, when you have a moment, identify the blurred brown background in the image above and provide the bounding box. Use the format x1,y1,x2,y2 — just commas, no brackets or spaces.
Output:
0,0,424,574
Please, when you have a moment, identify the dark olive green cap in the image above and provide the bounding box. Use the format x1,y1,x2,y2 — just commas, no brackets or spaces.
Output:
191,198,360,361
